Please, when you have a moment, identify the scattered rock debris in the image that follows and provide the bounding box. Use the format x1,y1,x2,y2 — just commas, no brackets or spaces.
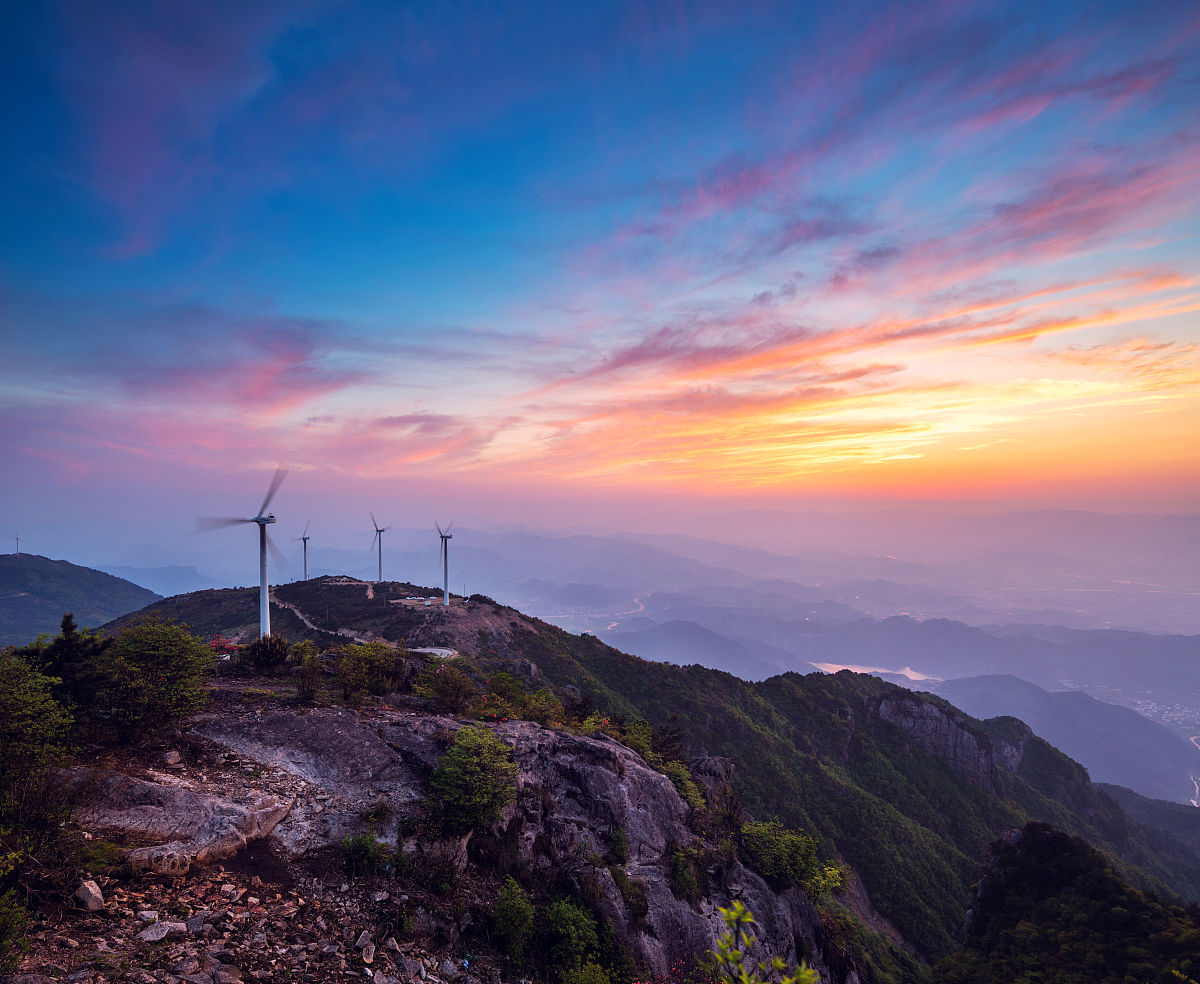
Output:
4,867,486,984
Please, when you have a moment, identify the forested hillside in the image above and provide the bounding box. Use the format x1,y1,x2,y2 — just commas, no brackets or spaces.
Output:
0,554,160,645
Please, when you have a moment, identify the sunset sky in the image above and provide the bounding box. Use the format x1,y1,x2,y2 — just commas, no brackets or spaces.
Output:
2,0,1199,565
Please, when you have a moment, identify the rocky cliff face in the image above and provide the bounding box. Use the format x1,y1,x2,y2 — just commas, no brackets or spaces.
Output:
69,698,853,984
874,696,999,793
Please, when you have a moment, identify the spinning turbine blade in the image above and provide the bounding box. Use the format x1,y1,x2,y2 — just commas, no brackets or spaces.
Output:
303,519,310,537
258,466,288,517
435,520,443,536
266,533,288,570
196,516,253,532
370,511,379,530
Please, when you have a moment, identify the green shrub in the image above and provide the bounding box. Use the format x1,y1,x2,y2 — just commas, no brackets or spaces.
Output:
545,898,599,974
343,832,391,876
0,649,73,802
494,876,535,961
561,962,612,984
610,865,648,919
244,634,290,670
416,661,477,713
671,847,703,906
296,651,323,704
288,640,318,665
608,828,628,864
336,646,369,702
0,889,28,973
740,820,845,897
488,671,528,705
95,618,213,740
335,643,408,700
662,760,706,811
525,687,564,726
714,901,818,984
429,726,518,832
622,719,656,764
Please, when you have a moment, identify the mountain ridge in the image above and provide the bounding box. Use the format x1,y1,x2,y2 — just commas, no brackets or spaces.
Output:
105,576,1200,965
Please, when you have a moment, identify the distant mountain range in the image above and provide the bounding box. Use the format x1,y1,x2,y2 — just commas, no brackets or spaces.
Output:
933,675,1200,804
602,618,790,681
99,564,227,596
0,553,160,645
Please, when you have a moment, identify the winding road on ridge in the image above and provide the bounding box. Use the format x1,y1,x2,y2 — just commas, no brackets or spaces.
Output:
1190,736,1200,808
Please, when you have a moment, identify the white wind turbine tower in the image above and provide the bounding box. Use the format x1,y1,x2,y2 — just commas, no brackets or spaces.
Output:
295,521,311,581
436,521,453,606
371,513,391,584
197,467,287,638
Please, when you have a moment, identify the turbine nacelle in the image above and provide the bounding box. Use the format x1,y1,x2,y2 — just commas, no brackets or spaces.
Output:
254,514,277,526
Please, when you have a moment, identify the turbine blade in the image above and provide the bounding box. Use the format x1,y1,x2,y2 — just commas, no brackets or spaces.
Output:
370,511,378,531
266,532,289,571
196,516,253,532
445,520,454,534
383,525,393,532
303,519,310,537
258,466,288,517
435,520,443,536
371,530,379,550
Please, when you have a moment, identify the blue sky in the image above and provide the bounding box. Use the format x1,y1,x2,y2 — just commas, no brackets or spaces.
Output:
2,0,1199,565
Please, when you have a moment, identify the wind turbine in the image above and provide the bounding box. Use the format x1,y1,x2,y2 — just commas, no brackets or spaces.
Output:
371,512,391,583
197,467,287,638
436,521,453,606
294,521,311,581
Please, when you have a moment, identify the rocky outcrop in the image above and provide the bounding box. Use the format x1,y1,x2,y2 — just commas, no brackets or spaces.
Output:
69,703,851,981
71,771,293,876
875,696,998,793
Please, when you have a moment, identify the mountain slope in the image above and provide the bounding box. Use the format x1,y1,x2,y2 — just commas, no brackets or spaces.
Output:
1099,783,1200,854
0,553,161,645
935,674,1200,803
106,577,1200,964
937,822,1200,983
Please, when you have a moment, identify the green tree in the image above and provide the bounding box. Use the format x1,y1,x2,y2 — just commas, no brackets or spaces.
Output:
429,726,518,832
98,618,214,739
17,613,109,711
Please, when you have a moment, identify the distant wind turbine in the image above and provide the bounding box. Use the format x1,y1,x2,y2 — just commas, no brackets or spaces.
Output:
436,521,453,606
196,467,287,638
371,512,391,583
295,520,311,581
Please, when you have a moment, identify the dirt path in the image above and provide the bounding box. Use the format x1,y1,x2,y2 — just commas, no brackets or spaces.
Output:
271,592,371,643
